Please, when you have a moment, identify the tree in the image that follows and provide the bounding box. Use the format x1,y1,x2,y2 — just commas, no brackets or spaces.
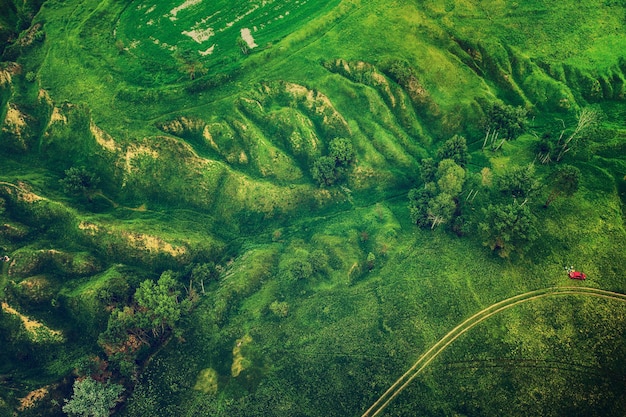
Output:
427,192,457,229
409,186,436,227
419,157,437,183
497,164,541,200
191,262,218,295
479,202,538,258
436,159,466,196
328,137,356,167
544,165,580,207
484,101,528,140
437,135,469,167
409,159,466,229
63,377,124,417
237,36,250,55
60,166,99,199
134,271,188,339
311,156,341,186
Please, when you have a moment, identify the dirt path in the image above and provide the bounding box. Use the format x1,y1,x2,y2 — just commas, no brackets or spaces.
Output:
362,286,626,417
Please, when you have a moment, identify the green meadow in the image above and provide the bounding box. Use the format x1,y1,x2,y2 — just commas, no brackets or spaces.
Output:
1,0,626,415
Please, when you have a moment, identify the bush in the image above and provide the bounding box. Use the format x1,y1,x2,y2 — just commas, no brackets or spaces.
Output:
63,377,124,417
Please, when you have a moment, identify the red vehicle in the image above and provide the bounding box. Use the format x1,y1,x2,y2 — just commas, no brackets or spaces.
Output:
568,270,587,280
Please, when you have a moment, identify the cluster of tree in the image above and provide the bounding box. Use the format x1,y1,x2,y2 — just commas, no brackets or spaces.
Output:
409,124,582,257
409,135,468,229
479,163,580,258
311,137,356,186
97,271,192,379
482,102,529,150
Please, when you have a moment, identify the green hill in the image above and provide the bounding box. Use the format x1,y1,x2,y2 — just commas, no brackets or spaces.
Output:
1,0,625,415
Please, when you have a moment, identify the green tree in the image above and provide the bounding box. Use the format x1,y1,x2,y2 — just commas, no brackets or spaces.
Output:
62,377,123,417
544,165,581,207
409,159,465,229
436,159,466,196
328,137,356,167
191,262,218,294
60,166,100,199
175,46,207,80
419,157,437,183
497,164,541,200
427,192,457,229
311,156,341,186
408,186,436,227
437,135,469,167
134,271,188,339
237,36,250,55
479,202,538,258
484,101,528,140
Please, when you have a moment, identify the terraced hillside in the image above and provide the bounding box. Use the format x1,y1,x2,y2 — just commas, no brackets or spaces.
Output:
1,0,626,415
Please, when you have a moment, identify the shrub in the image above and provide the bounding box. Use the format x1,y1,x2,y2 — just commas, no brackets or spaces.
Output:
63,377,124,417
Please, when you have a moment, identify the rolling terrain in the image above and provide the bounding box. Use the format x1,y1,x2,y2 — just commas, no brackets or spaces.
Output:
1,0,626,415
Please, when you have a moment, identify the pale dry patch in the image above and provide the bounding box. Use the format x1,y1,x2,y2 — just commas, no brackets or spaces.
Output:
170,0,202,17
124,145,159,173
78,221,100,235
371,72,396,107
231,334,253,377
4,105,27,135
0,69,12,85
240,28,258,48
123,232,187,257
50,107,67,124
17,188,44,203
91,122,119,152
202,125,219,149
18,387,49,411
199,45,215,55
1,302,63,342
183,27,215,43
38,89,52,104
284,83,350,134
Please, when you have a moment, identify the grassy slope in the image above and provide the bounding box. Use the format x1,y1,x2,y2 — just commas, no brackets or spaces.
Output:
0,0,625,415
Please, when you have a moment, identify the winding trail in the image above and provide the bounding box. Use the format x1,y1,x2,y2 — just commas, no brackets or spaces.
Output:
362,286,626,417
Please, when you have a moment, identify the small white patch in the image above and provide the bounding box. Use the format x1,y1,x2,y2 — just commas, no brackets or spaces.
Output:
183,27,215,43
240,28,258,49
147,19,154,26
199,45,215,56
146,5,156,14
170,0,202,18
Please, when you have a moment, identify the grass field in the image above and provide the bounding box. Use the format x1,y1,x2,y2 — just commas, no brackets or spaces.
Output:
1,0,626,415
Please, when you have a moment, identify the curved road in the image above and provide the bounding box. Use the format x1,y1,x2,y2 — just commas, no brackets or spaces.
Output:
362,286,626,417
